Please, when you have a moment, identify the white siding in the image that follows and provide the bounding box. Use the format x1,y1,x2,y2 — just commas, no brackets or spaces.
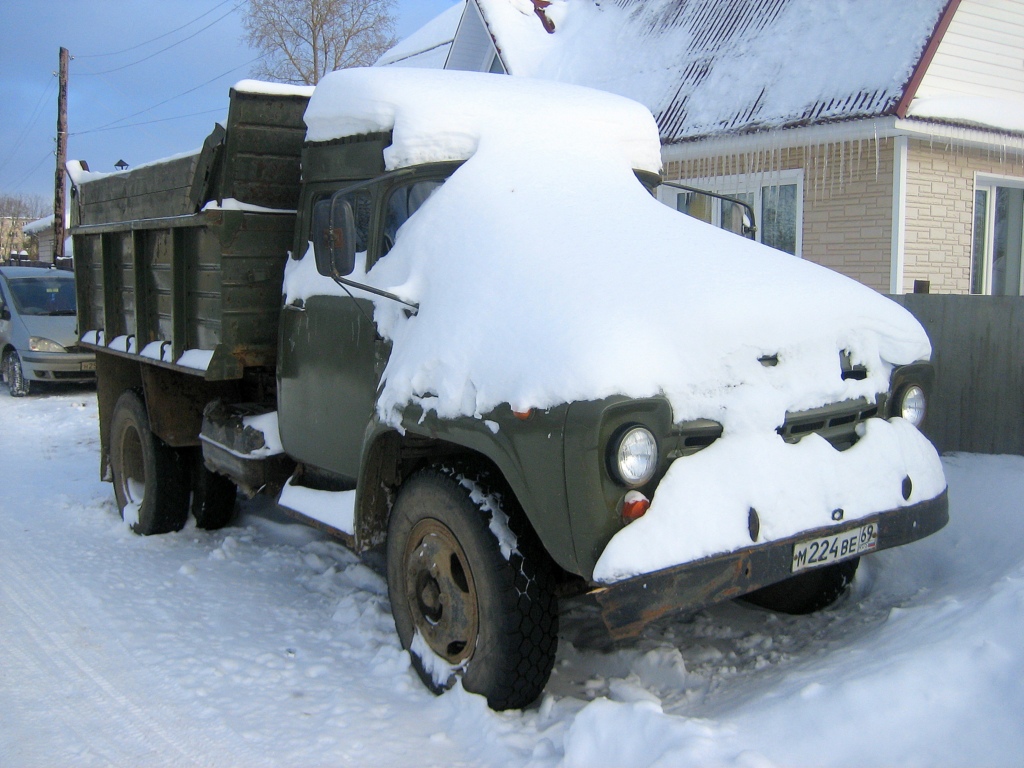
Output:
444,2,498,73
916,0,1024,101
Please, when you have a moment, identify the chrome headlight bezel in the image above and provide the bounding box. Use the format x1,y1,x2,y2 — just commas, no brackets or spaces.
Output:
898,384,927,427
609,425,659,488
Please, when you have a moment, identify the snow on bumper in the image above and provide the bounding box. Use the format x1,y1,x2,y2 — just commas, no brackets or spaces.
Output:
592,417,946,584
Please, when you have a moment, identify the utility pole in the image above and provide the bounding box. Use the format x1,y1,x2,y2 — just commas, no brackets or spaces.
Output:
53,46,69,263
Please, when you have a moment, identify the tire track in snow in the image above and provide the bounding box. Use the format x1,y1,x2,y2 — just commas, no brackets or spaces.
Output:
0,559,219,767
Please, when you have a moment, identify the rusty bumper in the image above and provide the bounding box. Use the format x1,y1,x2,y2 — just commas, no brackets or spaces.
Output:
591,489,949,639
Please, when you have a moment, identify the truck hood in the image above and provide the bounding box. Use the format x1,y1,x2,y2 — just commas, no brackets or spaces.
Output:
362,154,929,436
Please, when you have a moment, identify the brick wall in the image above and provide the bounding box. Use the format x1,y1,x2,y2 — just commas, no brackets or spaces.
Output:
904,140,1024,294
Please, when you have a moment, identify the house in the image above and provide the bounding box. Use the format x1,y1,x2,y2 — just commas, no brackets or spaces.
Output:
378,0,1024,296
22,214,72,265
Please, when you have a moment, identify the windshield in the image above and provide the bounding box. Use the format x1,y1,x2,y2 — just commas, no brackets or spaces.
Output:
7,276,77,316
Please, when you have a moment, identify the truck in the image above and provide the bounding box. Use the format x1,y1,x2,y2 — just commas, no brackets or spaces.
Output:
70,67,948,711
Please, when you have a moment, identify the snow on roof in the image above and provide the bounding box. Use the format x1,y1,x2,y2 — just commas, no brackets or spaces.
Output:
232,79,315,98
375,1,465,67
400,0,953,142
23,214,55,235
303,67,663,173
907,95,1024,136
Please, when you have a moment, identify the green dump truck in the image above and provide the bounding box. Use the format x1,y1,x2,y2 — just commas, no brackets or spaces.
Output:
71,68,948,710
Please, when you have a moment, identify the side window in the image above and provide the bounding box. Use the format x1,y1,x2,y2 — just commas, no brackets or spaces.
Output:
382,180,444,256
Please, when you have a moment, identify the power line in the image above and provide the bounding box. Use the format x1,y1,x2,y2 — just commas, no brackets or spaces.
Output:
72,107,227,136
75,3,245,76
74,0,237,59
9,150,56,193
73,54,265,136
0,78,56,177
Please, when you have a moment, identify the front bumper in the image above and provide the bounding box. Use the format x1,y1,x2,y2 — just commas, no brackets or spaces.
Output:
591,489,948,639
22,351,96,382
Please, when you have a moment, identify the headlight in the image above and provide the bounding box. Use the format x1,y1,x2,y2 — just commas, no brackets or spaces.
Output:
898,385,926,427
611,426,659,487
29,337,67,353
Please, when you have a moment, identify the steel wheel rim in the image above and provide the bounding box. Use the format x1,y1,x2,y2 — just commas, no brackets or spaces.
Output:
118,425,146,506
403,518,479,665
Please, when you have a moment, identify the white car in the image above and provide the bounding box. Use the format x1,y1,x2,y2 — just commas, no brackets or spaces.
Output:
0,266,95,396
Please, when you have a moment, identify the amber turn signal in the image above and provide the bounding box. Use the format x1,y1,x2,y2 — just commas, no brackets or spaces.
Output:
621,491,650,524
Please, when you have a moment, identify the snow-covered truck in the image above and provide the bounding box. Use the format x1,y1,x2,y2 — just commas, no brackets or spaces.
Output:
70,68,948,710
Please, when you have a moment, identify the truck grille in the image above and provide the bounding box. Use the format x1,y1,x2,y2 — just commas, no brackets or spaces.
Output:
778,398,879,450
671,398,881,459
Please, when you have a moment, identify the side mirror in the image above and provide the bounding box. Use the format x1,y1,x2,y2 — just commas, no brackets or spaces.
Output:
312,195,357,278
0,305,9,321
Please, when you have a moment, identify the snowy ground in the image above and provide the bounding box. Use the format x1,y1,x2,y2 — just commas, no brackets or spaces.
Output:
1,388,1021,767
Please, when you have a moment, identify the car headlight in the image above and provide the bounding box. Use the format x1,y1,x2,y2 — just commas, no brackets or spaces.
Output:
611,426,659,487
29,337,67,353
897,385,926,427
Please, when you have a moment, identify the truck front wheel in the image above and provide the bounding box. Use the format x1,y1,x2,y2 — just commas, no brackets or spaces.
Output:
109,390,189,535
386,467,558,710
188,449,237,530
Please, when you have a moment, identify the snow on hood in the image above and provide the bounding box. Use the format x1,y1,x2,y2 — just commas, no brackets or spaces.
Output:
291,68,930,438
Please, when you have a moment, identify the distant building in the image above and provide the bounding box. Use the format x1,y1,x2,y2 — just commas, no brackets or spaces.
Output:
379,0,1024,296
2,216,34,263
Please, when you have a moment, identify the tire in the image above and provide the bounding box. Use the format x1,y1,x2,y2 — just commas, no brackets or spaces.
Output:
741,557,860,615
188,449,237,530
4,351,30,397
109,390,189,535
386,466,558,710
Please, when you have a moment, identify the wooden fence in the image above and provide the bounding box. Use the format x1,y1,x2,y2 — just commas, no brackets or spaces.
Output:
890,295,1024,456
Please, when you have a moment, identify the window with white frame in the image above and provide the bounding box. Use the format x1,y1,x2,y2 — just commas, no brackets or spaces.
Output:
658,170,804,256
972,175,1024,296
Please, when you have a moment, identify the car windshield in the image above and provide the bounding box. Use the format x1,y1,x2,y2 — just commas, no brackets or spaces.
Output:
7,276,77,316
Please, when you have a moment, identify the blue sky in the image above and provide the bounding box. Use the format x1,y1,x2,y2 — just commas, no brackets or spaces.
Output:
0,0,458,207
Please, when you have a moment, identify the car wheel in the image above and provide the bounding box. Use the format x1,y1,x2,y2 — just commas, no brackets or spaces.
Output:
386,466,558,710
4,351,30,397
109,390,189,535
188,449,237,530
741,557,860,615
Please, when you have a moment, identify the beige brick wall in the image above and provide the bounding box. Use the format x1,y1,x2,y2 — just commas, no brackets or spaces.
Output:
665,138,896,293
904,140,1024,294
802,138,894,293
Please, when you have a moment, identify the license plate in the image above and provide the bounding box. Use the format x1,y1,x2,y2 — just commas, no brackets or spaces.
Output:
792,521,878,573
81,361,96,371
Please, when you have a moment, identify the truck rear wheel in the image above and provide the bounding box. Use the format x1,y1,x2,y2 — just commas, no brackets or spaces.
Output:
386,467,558,711
109,390,189,535
741,557,860,615
188,450,237,530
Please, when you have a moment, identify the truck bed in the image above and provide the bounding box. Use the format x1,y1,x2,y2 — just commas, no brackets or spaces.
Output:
70,86,310,381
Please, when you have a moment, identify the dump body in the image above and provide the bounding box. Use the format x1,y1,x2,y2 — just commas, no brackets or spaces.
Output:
71,87,309,381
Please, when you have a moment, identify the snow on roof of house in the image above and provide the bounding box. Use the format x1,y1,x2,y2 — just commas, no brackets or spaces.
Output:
23,214,58,235
375,2,466,68
479,0,953,142
388,0,957,142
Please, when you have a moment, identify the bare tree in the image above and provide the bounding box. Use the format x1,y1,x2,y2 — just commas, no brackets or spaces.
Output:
0,193,50,260
242,0,398,85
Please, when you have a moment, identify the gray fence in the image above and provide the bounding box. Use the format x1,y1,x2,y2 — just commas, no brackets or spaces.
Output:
889,295,1024,456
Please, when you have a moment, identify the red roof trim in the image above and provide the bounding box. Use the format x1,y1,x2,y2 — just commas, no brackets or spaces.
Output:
895,0,962,118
